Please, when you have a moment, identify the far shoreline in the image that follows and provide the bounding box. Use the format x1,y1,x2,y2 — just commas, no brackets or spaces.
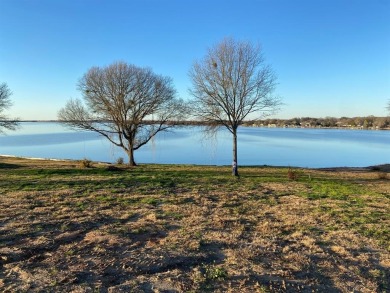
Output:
13,119,390,131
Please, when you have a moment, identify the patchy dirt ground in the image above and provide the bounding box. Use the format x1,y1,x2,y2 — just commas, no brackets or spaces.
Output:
0,157,389,292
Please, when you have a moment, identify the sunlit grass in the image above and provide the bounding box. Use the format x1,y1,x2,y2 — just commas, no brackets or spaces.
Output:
0,157,389,291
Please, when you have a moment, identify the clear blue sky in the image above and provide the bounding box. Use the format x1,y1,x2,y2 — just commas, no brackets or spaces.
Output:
1,0,389,120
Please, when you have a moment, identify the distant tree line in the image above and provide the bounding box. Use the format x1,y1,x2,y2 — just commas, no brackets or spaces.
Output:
244,116,390,130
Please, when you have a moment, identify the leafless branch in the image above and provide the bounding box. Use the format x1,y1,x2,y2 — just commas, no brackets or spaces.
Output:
189,38,281,172
0,82,19,133
58,62,187,165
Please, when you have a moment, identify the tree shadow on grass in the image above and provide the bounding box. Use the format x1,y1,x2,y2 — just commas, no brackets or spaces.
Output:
0,162,22,169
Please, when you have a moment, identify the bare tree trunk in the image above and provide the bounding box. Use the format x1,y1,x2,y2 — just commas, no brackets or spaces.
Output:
189,38,281,175
232,129,238,176
127,148,137,166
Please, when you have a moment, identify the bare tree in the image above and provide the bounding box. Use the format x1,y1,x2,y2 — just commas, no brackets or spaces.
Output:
58,61,187,166
0,82,19,133
387,100,390,114
189,38,281,176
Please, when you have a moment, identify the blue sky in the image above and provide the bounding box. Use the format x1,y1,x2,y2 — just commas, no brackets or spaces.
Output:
1,0,389,120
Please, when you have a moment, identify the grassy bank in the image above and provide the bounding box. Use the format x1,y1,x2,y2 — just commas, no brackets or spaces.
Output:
0,157,389,292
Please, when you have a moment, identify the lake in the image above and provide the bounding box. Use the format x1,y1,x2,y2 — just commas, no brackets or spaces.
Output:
0,122,389,168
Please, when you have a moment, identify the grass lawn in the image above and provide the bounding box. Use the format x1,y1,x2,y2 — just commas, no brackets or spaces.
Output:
0,156,389,292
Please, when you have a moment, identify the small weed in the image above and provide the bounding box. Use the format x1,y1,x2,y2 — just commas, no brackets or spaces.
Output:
116,157,124,165
203,262,228,281
287,167,299,180
140,197,159,205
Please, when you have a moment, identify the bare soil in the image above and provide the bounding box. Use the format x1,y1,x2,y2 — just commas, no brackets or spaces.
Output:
0,157,389,292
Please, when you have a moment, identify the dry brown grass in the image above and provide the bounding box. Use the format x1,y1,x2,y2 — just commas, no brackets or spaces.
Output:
0,156,389,292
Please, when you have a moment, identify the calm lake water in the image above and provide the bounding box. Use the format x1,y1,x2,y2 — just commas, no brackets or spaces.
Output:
0,122,389,168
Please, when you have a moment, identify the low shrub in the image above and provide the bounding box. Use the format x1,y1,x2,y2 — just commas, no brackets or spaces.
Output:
287,167,299,180
79,158,93,168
